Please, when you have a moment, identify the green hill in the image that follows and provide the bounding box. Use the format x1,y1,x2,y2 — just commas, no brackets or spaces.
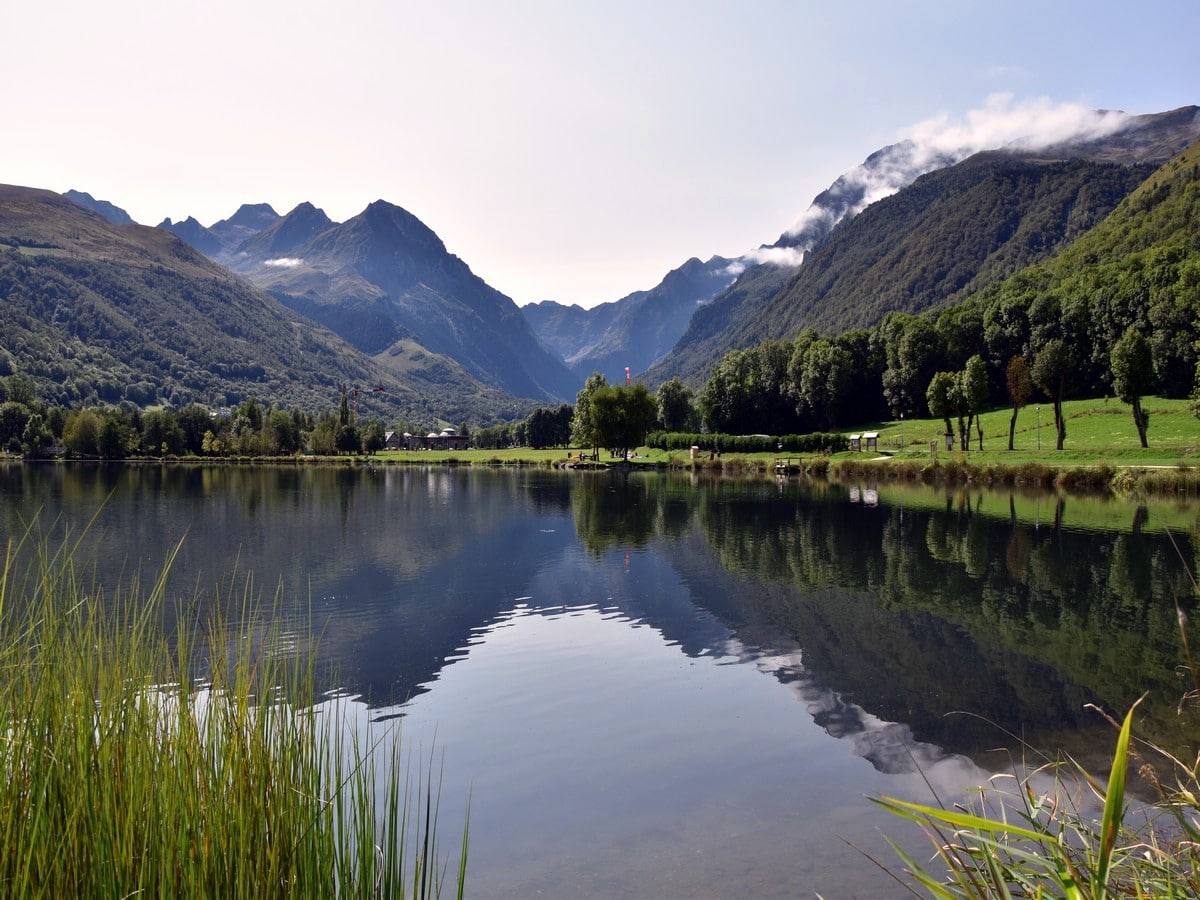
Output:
648,155,1155,388
0,185,522,422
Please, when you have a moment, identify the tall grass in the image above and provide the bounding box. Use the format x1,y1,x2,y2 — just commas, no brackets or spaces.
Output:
0,526,467,898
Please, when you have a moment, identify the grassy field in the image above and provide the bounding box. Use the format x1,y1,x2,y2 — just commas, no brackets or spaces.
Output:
863,396,1200,467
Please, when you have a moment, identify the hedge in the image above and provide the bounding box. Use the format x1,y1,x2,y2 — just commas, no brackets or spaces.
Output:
645,431,849,454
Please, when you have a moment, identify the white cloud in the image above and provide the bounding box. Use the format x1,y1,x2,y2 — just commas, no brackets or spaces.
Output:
720,245,806,279
899,93,1129,158
782,95,1133,244
264,257,304,267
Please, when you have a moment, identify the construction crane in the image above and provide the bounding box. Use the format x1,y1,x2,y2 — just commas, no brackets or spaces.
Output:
342,384,386,426
348,384,384,427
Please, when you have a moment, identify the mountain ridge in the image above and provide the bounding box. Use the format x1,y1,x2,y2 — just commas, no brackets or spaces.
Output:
644,106,1200,388
162,198,581,403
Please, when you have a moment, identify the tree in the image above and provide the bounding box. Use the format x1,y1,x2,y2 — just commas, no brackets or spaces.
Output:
335,424,361,454
797,339,853,430
62,409,103,458
960,355,988,451
554,404,574,447
360,420,386,454
1032,339,1071,450
337,386,352,429
266,409,301,454
0,401,31,452
880,314,941,418
750,340,798,435
236,397,264,432
97,416,127,459
655,377,695,432
700,350,753,434
590,383,657,461
21,413,52,458
1004,356,1033,451
571,372,608,456
525,406,560,449
177,404,214,455
926,372,958,438
984,296,1031,383
1110,326,1153,448
141,409,185,457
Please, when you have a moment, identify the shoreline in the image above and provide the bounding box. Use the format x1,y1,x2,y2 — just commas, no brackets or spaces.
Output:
8,450,1200,497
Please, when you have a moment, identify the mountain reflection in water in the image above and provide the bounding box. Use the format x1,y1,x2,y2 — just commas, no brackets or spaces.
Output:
0,464,1195,897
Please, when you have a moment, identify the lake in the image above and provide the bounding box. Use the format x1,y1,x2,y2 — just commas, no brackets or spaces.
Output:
1,463,1196,898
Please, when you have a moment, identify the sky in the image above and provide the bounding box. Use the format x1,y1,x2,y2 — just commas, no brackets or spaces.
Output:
4,1,1197,309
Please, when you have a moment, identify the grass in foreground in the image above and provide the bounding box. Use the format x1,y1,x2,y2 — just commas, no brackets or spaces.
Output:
0,526,467,898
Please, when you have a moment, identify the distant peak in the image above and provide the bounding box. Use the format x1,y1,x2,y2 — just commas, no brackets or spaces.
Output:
62,189,135,225
283,200,333,223
221,203,280,229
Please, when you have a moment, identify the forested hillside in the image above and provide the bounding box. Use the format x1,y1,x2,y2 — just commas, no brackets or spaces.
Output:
0,186,416,416
689,139,1200,438
649,154,1156,389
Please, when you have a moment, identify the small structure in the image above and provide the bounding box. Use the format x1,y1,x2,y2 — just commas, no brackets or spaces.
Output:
850,434,862,451
412,426,470,451
862,432,879,452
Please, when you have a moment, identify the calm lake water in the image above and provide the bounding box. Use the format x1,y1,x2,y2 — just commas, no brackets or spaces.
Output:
2,463,1197,898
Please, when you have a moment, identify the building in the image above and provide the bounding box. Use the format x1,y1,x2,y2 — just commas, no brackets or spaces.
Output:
386,427,470,451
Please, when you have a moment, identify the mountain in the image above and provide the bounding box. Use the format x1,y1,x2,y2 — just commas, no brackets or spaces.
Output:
0,184,517,421
157,215,224,257
176,199,581,403
236,201,334,259
738,154,1156,337
158,203,284,258
522,255,737,380
646,106,1200,387
209,202,281,247
63,189,134,225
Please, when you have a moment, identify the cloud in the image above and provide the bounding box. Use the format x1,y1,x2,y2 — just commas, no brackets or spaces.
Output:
899,93,1129,158
781,95,1132,245
721,245,806,278
264,257,304,267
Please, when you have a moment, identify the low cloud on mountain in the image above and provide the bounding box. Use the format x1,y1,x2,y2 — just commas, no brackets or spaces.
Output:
777,95,1132,250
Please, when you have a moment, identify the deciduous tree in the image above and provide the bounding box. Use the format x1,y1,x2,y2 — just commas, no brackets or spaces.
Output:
1004,355,1033,451
571,372,609,456
1110,326,1153,447
655,377,695,432
926,371,958,439
590,383,657,461
1032,339,1071,450
960,355,988,451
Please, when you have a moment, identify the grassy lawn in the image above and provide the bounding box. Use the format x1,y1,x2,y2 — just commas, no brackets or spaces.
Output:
848,396,1200,468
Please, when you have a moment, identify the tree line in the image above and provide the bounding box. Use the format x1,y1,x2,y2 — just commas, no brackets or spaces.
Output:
696,275,1186,450
0,381,431,459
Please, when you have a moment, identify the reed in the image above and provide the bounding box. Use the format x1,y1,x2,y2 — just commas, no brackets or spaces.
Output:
0,527,467,898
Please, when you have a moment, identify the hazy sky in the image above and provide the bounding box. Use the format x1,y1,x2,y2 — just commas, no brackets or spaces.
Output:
4,1,1196,308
